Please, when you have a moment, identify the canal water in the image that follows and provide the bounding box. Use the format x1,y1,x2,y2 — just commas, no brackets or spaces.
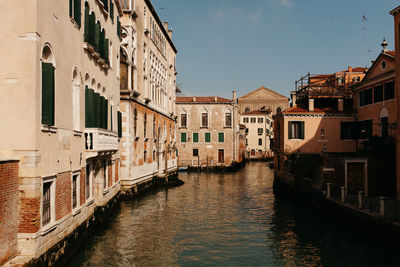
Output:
67,162,398,266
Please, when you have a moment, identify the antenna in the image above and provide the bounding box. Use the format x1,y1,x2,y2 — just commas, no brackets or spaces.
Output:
362,15,368,68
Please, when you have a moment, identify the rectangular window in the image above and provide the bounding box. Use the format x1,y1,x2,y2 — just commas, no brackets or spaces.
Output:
218,132,224,142
85,164,91,200
205,132,211,143
193,149,198,157
288,121,304,139
258,128,263,135
384,81,395,100
103,160,107,189
181,132,187,143
42,182,52,226
258,138,262,146
72,174,78,209
341,122,357,140
359,119,372,139
70,0,81,27
193,133,199,143
374,85,383,103
381,117,388,139
258,117,263,123
225,113,232,127
42,62,55,126
360,89,372,106
110,1,114,23
243,117,249,123
201,113,208,128
118,111,122,138
251,117,256,123
180,113,187,127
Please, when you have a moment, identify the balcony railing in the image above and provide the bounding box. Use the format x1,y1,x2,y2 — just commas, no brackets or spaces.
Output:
85,128,118,152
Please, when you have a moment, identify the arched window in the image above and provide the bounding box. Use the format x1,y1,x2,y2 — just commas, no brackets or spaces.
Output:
41,44,55,126
120,48,128,89
276,107,282,114
72,69,80,131
244,107,250,113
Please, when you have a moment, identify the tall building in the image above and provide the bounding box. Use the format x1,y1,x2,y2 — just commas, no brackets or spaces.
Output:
0,0,122,264
175,92,244,168
119,0,178,193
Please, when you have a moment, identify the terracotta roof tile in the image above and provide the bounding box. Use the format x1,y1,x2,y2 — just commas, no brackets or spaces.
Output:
282,105,353,114
176,96,233,103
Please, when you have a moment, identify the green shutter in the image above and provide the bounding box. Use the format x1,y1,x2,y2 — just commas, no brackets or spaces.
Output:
85,86,89,127
99,96,104,129
87,89,95,127
110,1,114,23
110,106,113,131
69,0,73,17
42,62,55,126
89,13,95,46
300,121,305,139
193,133,198,143
93,92,100,128
74,0,81,27
205,133,211,143
181,133,186,143
100,29,105,59
95,22,100,52
118,111,122,137
117,17,120,38
218,133,224,142
84,5,89,42
105,38,109,64
288,122,293,139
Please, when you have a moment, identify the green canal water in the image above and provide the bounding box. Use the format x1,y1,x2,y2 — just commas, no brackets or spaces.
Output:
67,162,398,266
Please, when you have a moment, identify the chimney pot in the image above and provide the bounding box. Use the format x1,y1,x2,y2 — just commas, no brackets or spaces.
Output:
193,96,196,102
214,97,218,102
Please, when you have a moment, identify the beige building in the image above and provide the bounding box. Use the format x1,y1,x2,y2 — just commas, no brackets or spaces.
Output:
119,0,178,192
176,93,244,168
238,86,289,115
241,108,273,159
0,0,122,264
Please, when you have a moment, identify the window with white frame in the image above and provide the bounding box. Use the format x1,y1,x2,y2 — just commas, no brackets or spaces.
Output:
72,172,80,210
42,178,55,227
201,112,208,128
103,159,108,189
225,112,232,127
85,163,92,200
72,69,80,131
180,112,187,128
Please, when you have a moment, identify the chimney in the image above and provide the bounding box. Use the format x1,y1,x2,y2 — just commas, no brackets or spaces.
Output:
308,98,314,112
163,22,169,31
290,91,297,107
338,98,344,112
232,91,237,101
214,97,218,102
168,29,173,38
193,96,196,102
348,66,352,72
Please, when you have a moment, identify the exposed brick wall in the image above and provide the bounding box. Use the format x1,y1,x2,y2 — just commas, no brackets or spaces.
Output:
56,172,71,221
108,161,112,187
19,197,40,234
115,159,119,182
0,160,19,265
80,168,85,207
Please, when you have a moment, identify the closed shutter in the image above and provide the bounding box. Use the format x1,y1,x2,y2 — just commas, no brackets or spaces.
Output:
181,133,186,143
74,0,81,27
85,86,89,127
110,1,114,23
42,62,55,126
218,133,224,142
205,133,210,143
87,88,95,127
95,23,100,52
299,121,305,139
94,92,100,128
193,133,198,143
288,122,293,139
89,13,95,46
84,5,89,42
117,17,121,39
110,106,113,131
118,111,122,137
105,39,109,64
99,96,104,129
100,29,105,59
105,99,109,130
69,0,73,17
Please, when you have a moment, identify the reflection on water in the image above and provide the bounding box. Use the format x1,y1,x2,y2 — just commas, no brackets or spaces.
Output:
68,162,398,266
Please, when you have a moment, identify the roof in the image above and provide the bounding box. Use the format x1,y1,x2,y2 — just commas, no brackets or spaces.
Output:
282,105,354,114
239,86,288,100
390,6,400,15
176,96,233,103
242,109,271,115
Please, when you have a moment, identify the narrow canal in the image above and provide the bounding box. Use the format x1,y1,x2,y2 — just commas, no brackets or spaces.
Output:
67,162,398,266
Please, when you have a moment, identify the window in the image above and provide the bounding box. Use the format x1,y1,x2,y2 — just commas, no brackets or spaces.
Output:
42,46,55,126
246,138,248,145
258,138,262,146
181,132,186,143
244,107,250,113
153,115,156,139
103,159,108,189
110,0,114,23
258,128,263,135
72,174,79,209
258,117,263,123
225,112,232,127
218,132,224,142
72,70,80,131
243,117,249,123
69,0,81,27
201,112,208,128
250,117,256,123
288,121,304,139
120,50,129,89
144,151,147,162
144,112,147,138
381,117,388,139
180,113,187,127
85,164,91,200
205,132,211,143
374,85,383,103
42,180,54,226
321,129,325,137
118,111,122,138
193,133,199,143
341,122,357,140
359,89,372,106
133,108,137,136
193,149,199,157
359,119,372,139
384,81,395,100
381,60,387,70
276,107,282,114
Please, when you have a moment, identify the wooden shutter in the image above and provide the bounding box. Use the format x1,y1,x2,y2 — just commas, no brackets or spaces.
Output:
100,29,105,59
85,86,89,127
193,133,198,143
93,92,100,128
42,62,55,126
89,13,95,46
299,121,305,139
117,17,121,38
110,106,113,131
181,133,186,143
118,111,122,137
84,5,89,42
288,122,293,139
218,133,224,142
205,133,210,142
105,39,109,64
74,0,81,27
95,22,100,52
105,99,108,130
99,96,104,129
110,1,114,23
69,0,73,17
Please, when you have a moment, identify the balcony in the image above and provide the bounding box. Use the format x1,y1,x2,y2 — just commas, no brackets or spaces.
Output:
85,128,118,157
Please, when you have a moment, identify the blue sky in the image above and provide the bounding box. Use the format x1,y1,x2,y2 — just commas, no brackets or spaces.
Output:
152,0,399,99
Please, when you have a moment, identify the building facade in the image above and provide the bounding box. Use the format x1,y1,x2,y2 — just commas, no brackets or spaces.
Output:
241,108,273,159
119,0,178,192
0,0,122,264
238,86,289,115
175,93,243,168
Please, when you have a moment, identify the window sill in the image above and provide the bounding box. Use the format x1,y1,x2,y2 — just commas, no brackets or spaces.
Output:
144,137,149,142
134,136,140,141
224,126,232,129
86,198,94,207
72,208,81,216
41,125,57,133
179,127,187,129
41,222,57,236
200,127,208,129
74,130,83,137
288,138,304,140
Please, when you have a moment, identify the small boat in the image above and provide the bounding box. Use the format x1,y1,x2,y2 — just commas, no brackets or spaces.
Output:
178,166,188,172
